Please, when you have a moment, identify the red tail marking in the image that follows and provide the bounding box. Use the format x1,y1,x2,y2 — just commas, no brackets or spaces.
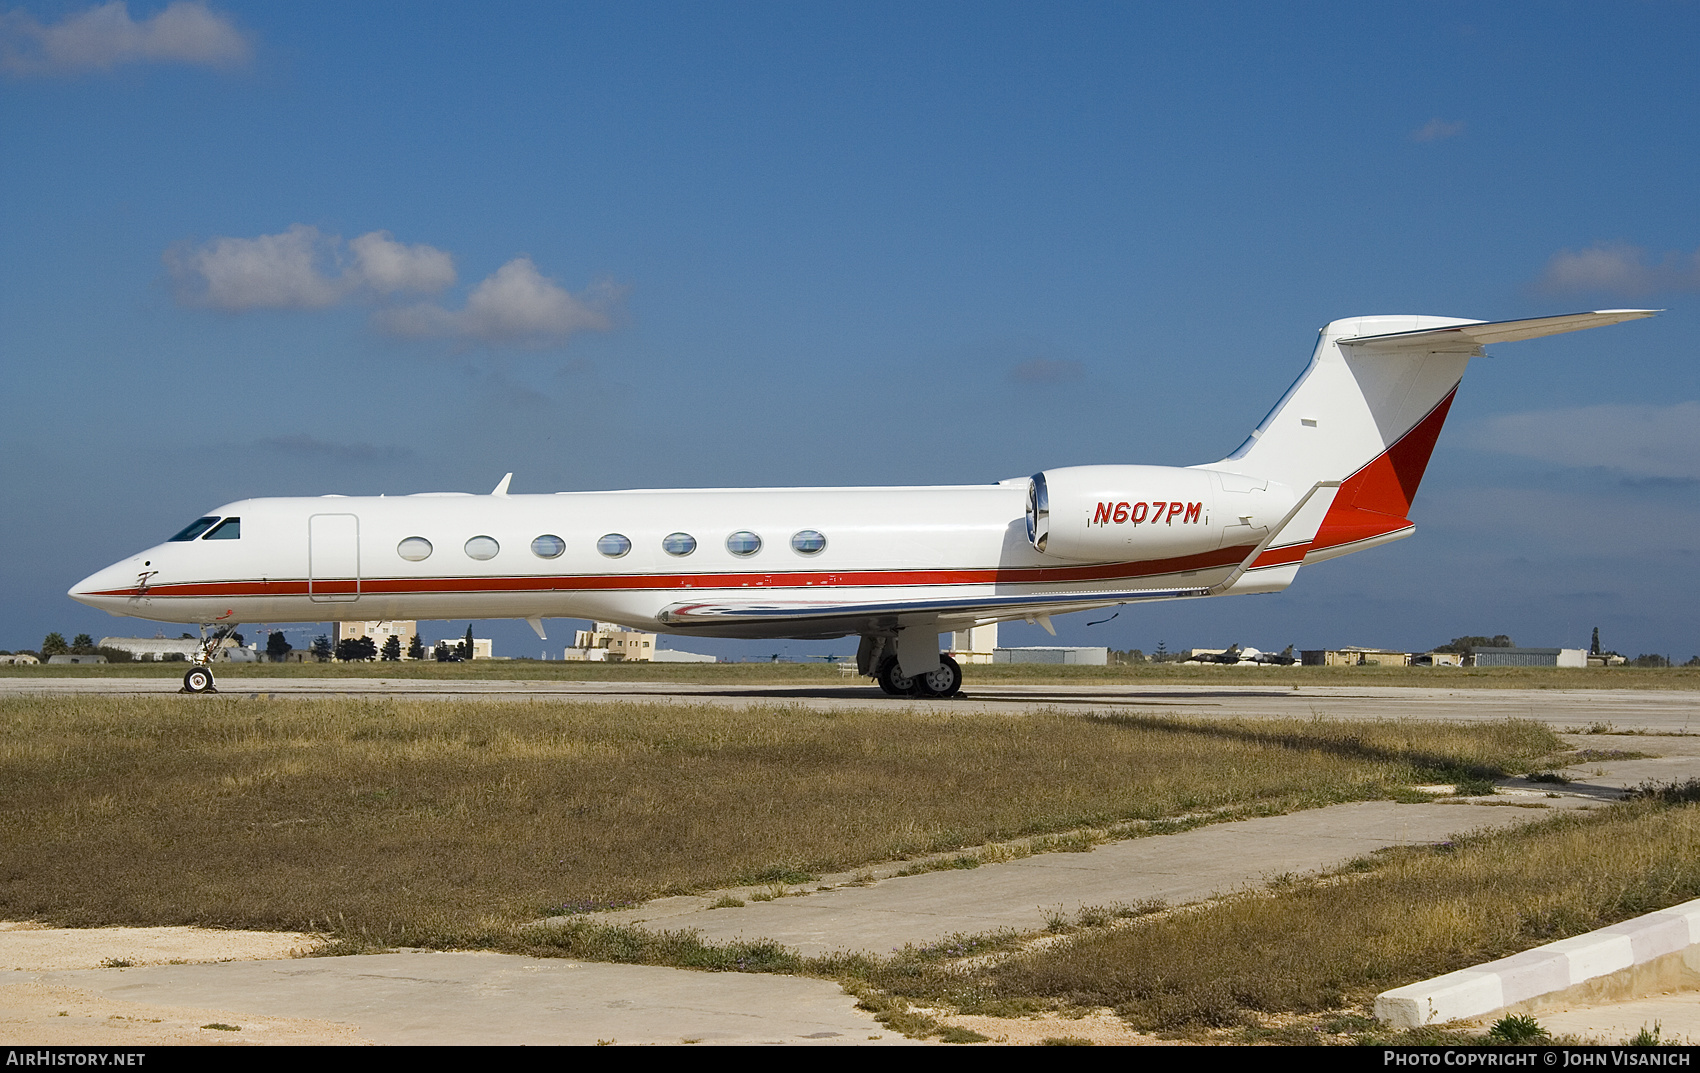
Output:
1312,385,1457,552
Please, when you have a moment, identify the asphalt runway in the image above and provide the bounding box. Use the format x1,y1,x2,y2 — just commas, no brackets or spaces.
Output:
5,678,1699,1044
6,675,1697,733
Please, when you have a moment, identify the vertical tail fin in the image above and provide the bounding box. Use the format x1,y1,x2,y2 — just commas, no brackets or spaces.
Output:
1207,310,1655,562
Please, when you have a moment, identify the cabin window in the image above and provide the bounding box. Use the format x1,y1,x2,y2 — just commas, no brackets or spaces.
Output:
464,535,500,561
531,534,566,559
169,517,219,542
726,530,762,556
397,537,433,561
597,533,632,558
662,532,696,556
790,530,826,555
203,517,241,540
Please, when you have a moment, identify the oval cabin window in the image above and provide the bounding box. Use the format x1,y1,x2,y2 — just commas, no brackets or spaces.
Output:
726,531,762,557
464,536,500,561
397,537,433,561
531,534,566,559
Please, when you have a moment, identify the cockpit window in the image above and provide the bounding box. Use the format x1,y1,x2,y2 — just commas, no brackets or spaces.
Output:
170,517,220,541
203,517,241,540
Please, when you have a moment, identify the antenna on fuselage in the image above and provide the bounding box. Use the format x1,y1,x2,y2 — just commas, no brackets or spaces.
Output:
492,473,513,496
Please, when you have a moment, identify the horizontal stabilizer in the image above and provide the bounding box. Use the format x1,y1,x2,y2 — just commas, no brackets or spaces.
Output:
1340,309,1656,353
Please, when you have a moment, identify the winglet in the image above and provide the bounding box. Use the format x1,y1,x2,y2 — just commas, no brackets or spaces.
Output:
492,473,513,496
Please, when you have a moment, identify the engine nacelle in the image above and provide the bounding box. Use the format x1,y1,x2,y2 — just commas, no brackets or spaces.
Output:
1026,465,1293,563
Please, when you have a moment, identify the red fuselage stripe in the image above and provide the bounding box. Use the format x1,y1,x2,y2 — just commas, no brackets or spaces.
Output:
92,542,1259,600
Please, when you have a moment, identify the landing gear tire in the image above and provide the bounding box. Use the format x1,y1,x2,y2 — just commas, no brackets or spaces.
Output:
182,666,216,693
877,657,915,696
915,654,963,698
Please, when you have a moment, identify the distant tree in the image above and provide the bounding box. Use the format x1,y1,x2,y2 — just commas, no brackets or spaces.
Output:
266,631,293,662
1434,635,1514,654
41,633,68,658
1629,654,1672,668
1685,656,1700,667
381,634,401,661
311,635,333,662
71,633,95,652
457,626,474,660
336,636,378,661
407,634,424,660
93,646,133,663
1591,627,1602,656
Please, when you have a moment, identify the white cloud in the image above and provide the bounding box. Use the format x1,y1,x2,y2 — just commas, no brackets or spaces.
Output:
164,224,344,310
346,230,456,295
165,225,455,310
1535,241,1700,297
1410,117,1465,142
377,257,616,345
0,1,249,76
1474,401,1700,481
167,227,614,348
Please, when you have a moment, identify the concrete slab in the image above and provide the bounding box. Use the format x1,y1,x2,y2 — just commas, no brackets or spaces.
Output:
604,799,1597,957
1535,993,1700,1045
19,952,902,1046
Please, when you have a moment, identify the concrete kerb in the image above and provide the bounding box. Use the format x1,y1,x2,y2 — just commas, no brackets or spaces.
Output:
1375,898,1700,1029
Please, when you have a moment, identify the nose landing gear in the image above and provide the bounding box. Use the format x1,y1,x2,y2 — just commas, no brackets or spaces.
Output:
179,620,241,693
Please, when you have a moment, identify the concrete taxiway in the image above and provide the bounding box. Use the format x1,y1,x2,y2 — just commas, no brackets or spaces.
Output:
4,678,1697,1045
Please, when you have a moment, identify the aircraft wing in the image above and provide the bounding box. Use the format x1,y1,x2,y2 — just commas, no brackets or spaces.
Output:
655,583,1206,631
1339,309,1656,353
658,481,1340,634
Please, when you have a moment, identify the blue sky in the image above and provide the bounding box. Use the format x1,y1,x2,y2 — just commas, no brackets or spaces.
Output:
3,1,1696,661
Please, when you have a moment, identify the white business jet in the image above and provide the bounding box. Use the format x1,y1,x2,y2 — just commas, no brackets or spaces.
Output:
71,309,1654,695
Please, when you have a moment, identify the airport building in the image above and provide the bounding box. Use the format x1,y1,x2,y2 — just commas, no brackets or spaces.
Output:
1470,647,1587,668
436,636,494,660
1411,651,1465,667
564,622,715,662
949,623,999,665
994,646,1109,665
1301,647,1411,667
335,620,421,656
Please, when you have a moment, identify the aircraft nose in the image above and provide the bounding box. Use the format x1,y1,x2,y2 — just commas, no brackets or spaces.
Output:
69,560,142,609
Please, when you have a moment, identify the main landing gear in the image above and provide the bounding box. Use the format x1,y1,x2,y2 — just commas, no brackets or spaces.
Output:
180,620,242,694
876,654,963,698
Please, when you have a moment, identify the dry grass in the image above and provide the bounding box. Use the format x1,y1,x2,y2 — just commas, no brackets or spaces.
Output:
876,797,1700,1032
4,660,1697,689
1,696,1558,933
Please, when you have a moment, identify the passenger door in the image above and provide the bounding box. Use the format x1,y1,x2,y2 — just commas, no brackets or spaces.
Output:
309,513,360,602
